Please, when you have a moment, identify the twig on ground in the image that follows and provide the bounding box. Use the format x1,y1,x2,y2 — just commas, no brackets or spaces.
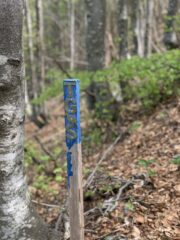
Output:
32,200,60,208
84,132,126,191
102,180,133,214
95,228,123,240
84,207,103,217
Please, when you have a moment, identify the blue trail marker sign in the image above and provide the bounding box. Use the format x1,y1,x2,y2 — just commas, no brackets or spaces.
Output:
63,79,84,240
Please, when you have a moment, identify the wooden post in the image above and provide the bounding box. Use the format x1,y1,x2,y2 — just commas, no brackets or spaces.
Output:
63,79,84,240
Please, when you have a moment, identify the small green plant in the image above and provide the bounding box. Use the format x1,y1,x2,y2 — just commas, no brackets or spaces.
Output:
33,175,51,191
137,159,155,168
85,190,95,199
137,159,156,176
53,167,64,183
148,169,157,176
99,185,113,195
125,200,134,211
52,147,62,158
128,121,142,133
171,156,180,165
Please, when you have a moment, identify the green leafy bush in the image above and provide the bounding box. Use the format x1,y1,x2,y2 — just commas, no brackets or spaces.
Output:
36,50,180,111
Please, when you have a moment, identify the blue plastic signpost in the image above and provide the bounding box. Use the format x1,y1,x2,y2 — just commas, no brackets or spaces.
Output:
63,79,84,240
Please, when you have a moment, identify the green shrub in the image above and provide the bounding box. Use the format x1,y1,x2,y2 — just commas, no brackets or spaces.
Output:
36,50,180,111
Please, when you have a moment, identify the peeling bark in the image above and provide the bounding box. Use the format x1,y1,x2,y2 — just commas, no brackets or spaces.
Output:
0,1,59,239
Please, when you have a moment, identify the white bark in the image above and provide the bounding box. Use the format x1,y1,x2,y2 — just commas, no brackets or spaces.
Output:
0,1,59,239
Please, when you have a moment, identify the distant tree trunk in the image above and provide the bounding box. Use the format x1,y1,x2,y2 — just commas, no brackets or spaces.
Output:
131,0,139,55
117,0,129,59
137,0,147,57
85,0,106,71
68,0,76,70
145,0,154,57
0,1,59,239
105,0,118,66
36,0,45,92
164,0,179,48
35,0,48,127
25,0,40,119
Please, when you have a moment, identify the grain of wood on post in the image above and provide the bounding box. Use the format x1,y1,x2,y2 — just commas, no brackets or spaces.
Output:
63,79,84,240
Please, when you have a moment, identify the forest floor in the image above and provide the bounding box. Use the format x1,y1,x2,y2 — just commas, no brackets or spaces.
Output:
25,96,180,240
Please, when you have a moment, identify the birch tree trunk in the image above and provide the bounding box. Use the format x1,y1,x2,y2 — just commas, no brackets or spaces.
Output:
118,0,129,59
164,0,179,48
0,1,59,239
85,0,106,71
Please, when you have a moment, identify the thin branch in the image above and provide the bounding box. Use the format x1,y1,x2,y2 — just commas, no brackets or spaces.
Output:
45,55,72,79
34,135,55,160
84,131,127,191
32,200,60,208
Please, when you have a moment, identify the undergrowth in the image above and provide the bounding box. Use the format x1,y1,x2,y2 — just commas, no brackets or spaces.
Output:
34,49,180,111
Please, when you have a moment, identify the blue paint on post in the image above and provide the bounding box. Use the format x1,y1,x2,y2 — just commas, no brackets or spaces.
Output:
63,79,81,188
67,151,73,188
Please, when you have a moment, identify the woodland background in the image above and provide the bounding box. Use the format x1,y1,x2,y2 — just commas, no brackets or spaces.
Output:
23,0,180,239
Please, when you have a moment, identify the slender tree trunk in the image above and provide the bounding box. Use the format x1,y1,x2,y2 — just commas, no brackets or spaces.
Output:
145,0,154,57
164,0,179,48
131,0,139,55
85,0,106,71
105,0,118,66
137,0,147,57
69,0,76,70
0,1,59,239
25,0,41,119
36,0,45,93
118,0,129,59
25,0,38,100
35,0,48,126
35,0,48,125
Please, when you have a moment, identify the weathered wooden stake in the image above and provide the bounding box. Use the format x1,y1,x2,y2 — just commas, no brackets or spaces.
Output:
63,79,84,240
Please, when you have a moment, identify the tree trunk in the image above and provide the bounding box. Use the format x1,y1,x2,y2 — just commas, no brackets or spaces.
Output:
145,0,154,57
105,0,118,66
117,0,129,59
0,1,59,239
164,0,179,48
137,0,147,57
131,0,139,55
85,0,106,71
35,0,48,126
68,0,76,70
36,0,45,92
25,0,41,120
